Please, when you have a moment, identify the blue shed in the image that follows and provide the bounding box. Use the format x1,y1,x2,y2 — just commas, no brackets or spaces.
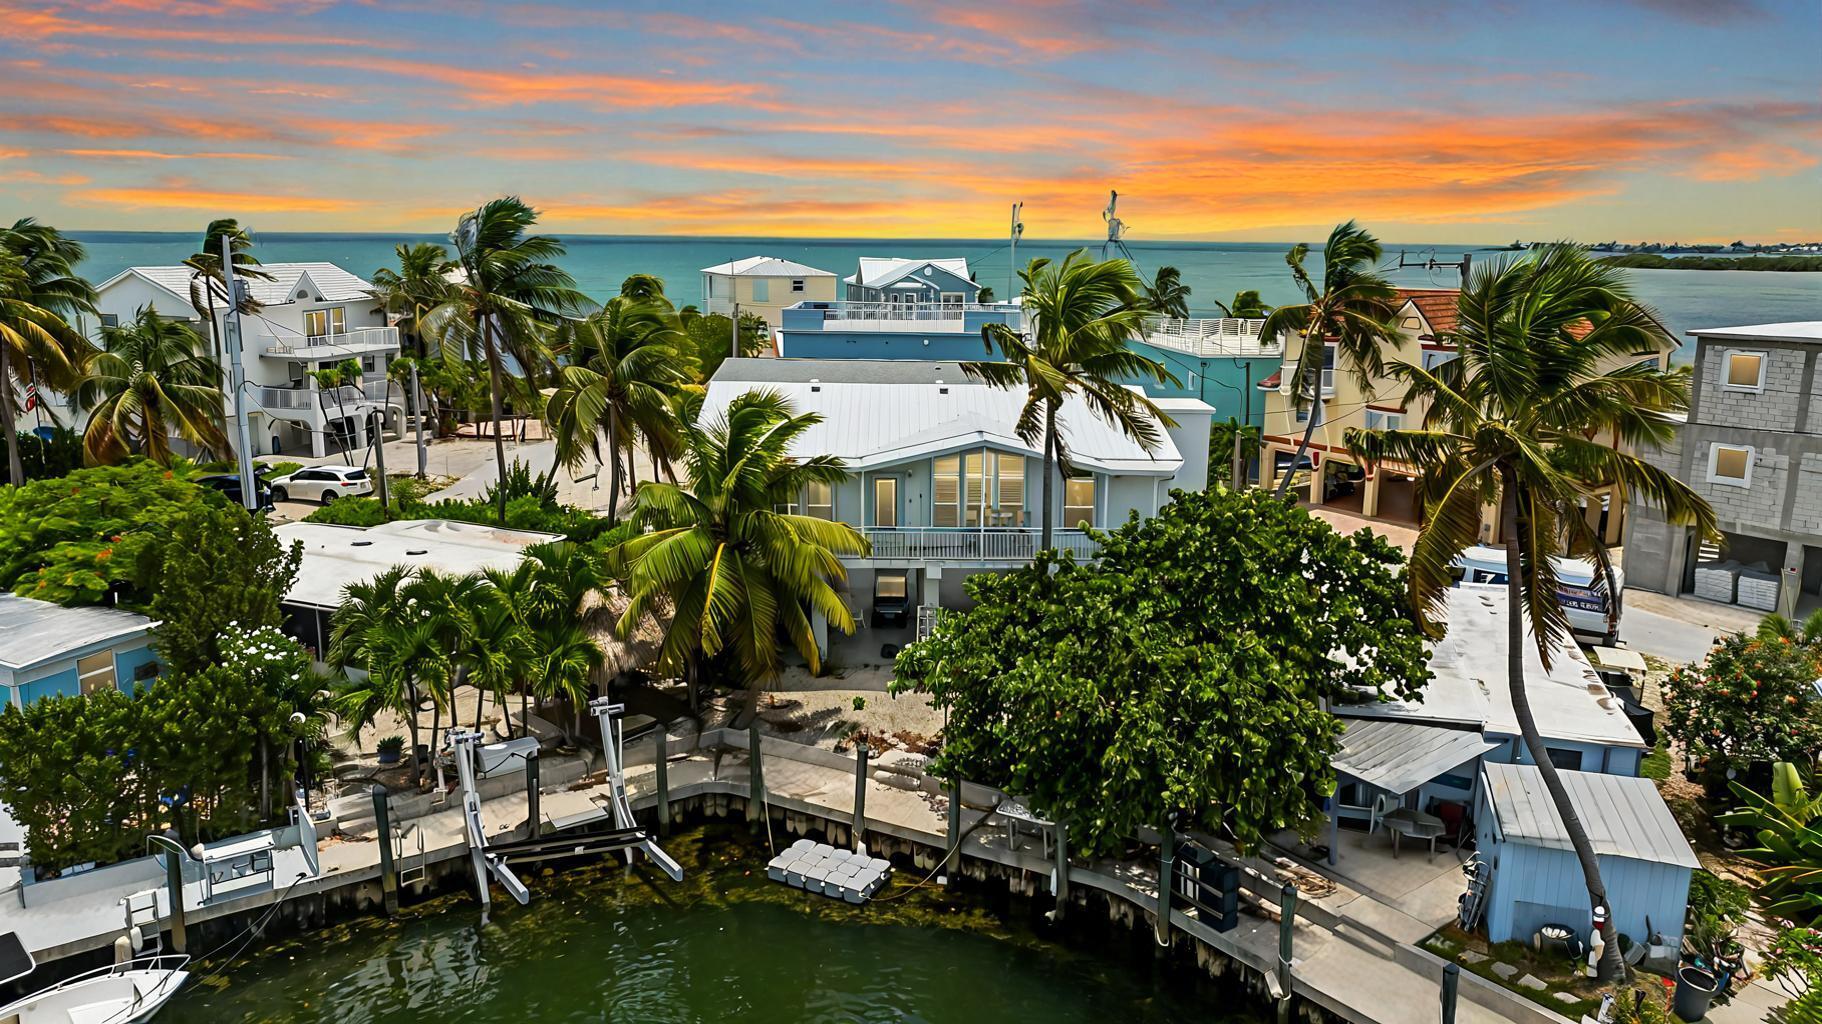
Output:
0,595,161,707
1475,762,1696,949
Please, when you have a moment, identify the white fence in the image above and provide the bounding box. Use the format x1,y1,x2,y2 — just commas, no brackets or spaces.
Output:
1142,318,1279,357
860,527,1096,562
264,327,400,357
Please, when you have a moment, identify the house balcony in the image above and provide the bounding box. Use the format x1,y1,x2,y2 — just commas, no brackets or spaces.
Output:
781,300,1026,334
1141,317,1279,358
250,383,400,423
262,327,400,361
854,526,1096,565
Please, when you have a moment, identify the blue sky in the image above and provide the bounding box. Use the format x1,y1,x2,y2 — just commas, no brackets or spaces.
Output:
1,0,1817,241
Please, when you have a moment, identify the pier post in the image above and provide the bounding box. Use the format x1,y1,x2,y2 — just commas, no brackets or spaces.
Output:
147,834,187,953
1277,882,1297,1006
943,778,962,884
654,728,670,837
1440,962,1460,1024
747,724,765,834
851,744,869,852
524,751,541,838
372,785,398,917
1156,821,1175,946
1052,818,1069,921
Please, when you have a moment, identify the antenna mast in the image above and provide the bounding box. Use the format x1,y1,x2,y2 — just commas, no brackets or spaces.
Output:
1008,201,1024,298
1101,190,1136,263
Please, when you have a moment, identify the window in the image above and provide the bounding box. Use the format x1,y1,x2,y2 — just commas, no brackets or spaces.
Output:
1723,351,1766,391
76,651,116,696
305,307,346,339
1063,475,1095,529
99,313,119,328
361,356,375,372
1400,316,1421,330
875,573,907,601
1320,344,1336,395
934,450,1025,526
805,480,833,520
1707,443,1753,487
1545,748,1583,771
1365,409,1402,431
933,455,961,527
1421,349,1460,372
873,477,898,528
791,279,805,293
751,279,769,303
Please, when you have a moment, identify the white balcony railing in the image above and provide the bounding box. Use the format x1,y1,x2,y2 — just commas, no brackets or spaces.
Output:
264,327,400,357
1142,317,1278,358
860,527,1096,562
251,384,391,415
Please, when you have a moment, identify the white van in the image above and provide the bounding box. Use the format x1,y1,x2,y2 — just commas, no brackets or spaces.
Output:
1452,545,1623,645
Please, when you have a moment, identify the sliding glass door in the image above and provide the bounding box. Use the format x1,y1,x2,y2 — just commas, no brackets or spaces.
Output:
933,449,1025,528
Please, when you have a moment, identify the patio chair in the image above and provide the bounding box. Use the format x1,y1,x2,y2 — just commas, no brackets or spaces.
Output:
1430,799,1471,855
1367,793,1398,835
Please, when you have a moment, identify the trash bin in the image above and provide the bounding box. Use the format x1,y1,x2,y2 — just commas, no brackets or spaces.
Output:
1672,965,1717,1022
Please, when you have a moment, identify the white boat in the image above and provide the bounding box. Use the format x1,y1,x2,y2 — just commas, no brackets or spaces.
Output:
0,932,189,1024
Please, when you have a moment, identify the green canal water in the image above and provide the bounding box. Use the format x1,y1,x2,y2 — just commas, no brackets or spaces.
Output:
164,826,1264,1023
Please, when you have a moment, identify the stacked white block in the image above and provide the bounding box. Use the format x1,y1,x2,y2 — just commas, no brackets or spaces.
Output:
1736,568,1781,611
1692,561,1739,604
767,839,892,903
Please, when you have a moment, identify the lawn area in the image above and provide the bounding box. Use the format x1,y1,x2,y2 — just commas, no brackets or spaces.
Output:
1423,925,1668,1020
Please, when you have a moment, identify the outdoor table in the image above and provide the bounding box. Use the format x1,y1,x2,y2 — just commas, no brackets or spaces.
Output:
1381,807,1446,860
997,800,1053,857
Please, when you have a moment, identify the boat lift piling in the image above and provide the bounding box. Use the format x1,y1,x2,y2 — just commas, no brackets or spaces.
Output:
524,752,541,838
653,728,670,837
371,785,399,917
448,729,532,922
851,744,869,853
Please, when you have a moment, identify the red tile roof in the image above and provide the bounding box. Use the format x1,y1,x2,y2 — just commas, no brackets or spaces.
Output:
1394,289,1461,336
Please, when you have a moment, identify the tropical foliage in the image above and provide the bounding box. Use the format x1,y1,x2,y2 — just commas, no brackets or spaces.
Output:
75,305,228,465
615,390,868,705
682,310,767,383
1665,629,1822,785
1719,762,1822,922
1214,289,1272,318
149,500,303,675
966,250,1177,548
893,485,1430,856
1142,264,1191,318
1344,243,1716,979
1,218,95,485
1762,926,1822,1024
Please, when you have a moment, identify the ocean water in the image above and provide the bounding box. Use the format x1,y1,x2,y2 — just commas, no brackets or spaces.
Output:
70,232,1821,366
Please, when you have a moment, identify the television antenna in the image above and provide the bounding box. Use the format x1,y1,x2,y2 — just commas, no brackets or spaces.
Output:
1101,190,1136,263
1008,201,1024,297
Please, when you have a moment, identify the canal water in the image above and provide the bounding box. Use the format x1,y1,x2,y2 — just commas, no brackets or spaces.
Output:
164,826,1263,1023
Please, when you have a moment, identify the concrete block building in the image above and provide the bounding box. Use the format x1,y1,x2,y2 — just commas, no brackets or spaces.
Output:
1624,321,1822,617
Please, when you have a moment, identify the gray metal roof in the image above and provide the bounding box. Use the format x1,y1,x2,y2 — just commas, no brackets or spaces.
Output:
0,595,156,670
1333,718,1498,795
1482,762,1698,868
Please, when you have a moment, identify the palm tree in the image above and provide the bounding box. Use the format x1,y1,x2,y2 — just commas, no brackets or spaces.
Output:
965,251,1178,549
0,220,96,484
545,298,690,522
1344,244,1716,980
423,197,589,522
370,242,455,478
1213,290,1272,318
527,619,603,744
1264,222,1403,499
1142,265,1191,318
615,390,869,711
309,358,363,464
329,566,439,788
75,305,229,465
183,218,271,363
463,595,531,735
405,568,485,761
480,561,543,737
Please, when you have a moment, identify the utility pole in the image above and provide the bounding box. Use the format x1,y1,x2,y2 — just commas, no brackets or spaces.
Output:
220,235,259,511
731,301,741,361
1008,201,1024,298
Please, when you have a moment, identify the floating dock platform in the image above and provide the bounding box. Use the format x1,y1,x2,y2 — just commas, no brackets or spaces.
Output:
767,840,892,903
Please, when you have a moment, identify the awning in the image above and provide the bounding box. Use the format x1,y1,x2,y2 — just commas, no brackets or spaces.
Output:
1333,718,1500,795
1584,646,1647,675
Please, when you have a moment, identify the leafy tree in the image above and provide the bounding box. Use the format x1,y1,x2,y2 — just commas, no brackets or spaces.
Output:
149,501,303,675
683,311,767,383
1142,264,1191,318
2,426,82,485
615,390,868,710
309,358,364,463
1214,289,1272,318
330,565,441,787
892,485,1430,855
0,462,205,605
369,242,456,476
182,218,270,444
1762,926,1822,1024
1,220,95,486
967,251,1178,549
76,306,228,465
1344,244,1716,979
1664,631,1822,786
1264,221,1402,498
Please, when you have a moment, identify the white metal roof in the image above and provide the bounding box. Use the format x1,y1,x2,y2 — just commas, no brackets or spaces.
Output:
274,519,564,610
705,359,1201,475
98,263,378,310
699,256,835,278
0,595,157,671
1337,585,1646,750
1482,762,1698,868
851,257,974,290
1689,322,1822,345
1333,718,1499,795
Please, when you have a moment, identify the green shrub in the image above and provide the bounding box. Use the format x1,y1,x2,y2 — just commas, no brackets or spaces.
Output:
2,428,82,485
0,462,207,606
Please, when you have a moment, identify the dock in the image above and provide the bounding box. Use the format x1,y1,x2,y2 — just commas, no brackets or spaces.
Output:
767,840,891,902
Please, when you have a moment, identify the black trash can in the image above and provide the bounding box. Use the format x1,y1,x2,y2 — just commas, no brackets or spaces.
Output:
1672,965,1717,1022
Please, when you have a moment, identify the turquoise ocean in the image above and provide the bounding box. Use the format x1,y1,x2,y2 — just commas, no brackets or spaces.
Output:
68,233,1822,366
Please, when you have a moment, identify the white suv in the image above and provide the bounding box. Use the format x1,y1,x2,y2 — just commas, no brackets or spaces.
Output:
269,466,375,504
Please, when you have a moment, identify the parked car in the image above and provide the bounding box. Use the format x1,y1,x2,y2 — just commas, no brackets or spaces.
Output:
194,473,274,510
1452,544,1623,645
269,465,374,504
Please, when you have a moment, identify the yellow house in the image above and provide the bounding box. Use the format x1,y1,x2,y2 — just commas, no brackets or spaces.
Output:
1257,288,1674,544
699,256,839,335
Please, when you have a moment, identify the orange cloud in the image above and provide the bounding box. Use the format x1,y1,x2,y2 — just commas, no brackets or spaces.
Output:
70,182,365,214
287,54,780,112
61,147,288,160
2,1,400,48
0,169,90,185
1678,142,1820,182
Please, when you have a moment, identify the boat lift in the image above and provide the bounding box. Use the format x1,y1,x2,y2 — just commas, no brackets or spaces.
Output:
450,699,682,918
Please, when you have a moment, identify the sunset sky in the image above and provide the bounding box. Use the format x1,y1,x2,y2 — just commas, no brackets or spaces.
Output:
2,0,1818,241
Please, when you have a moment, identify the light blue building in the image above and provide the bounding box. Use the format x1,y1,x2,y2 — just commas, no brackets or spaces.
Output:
1475,762,1696,946
843,257,980,305
0,595,161,707
1123,322,1284,429
776,256,1023,361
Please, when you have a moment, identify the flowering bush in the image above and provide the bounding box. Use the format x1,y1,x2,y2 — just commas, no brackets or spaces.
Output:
1665,632,1822,779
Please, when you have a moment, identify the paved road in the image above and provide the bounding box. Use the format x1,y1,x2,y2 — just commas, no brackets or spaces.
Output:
1619,604,1726,665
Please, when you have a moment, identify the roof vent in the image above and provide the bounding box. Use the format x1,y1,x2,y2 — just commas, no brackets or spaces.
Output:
406,548,428,556
351,540,373,547
295,291,308,300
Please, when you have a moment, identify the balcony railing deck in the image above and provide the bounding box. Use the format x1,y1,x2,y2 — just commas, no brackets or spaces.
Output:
783,300,1026,333
859,526,1096,562
264,327,400,358
251,383,397,415
1142,317,1278,357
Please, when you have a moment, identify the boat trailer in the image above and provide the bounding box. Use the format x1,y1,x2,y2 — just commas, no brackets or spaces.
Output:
450,697,682,918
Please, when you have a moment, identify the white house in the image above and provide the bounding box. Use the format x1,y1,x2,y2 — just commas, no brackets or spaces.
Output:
699,256,838,330
70,262,405,458
702,357,1214,655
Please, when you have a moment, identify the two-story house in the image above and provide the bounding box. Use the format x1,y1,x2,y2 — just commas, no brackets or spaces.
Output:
699,256,838,332
703,358,1214,657
64,263,405,458
1624,321,1822,617
0,595,161,707
776,256,1020,361
1256,288,1674,545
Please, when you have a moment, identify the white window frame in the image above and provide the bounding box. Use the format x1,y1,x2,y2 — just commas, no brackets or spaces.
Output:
1722,350,1767,392
1706,443,1754,488
872,476,898,528
77,650,116,696
804,479,833,520
1063,475,1096,529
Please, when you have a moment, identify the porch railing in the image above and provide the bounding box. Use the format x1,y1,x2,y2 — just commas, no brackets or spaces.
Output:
1142,317,1279,357
859,527,1096,562
251,384,381,414
264,326,400,356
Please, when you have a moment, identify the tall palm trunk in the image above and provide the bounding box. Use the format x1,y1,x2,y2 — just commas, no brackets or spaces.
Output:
478,311,509,525
410,357,427,479
1274,340,1322,499
1501,466,1623,981
604,415,623,524
0,342,23,485
1040,401,1057,549
428,698,442,787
